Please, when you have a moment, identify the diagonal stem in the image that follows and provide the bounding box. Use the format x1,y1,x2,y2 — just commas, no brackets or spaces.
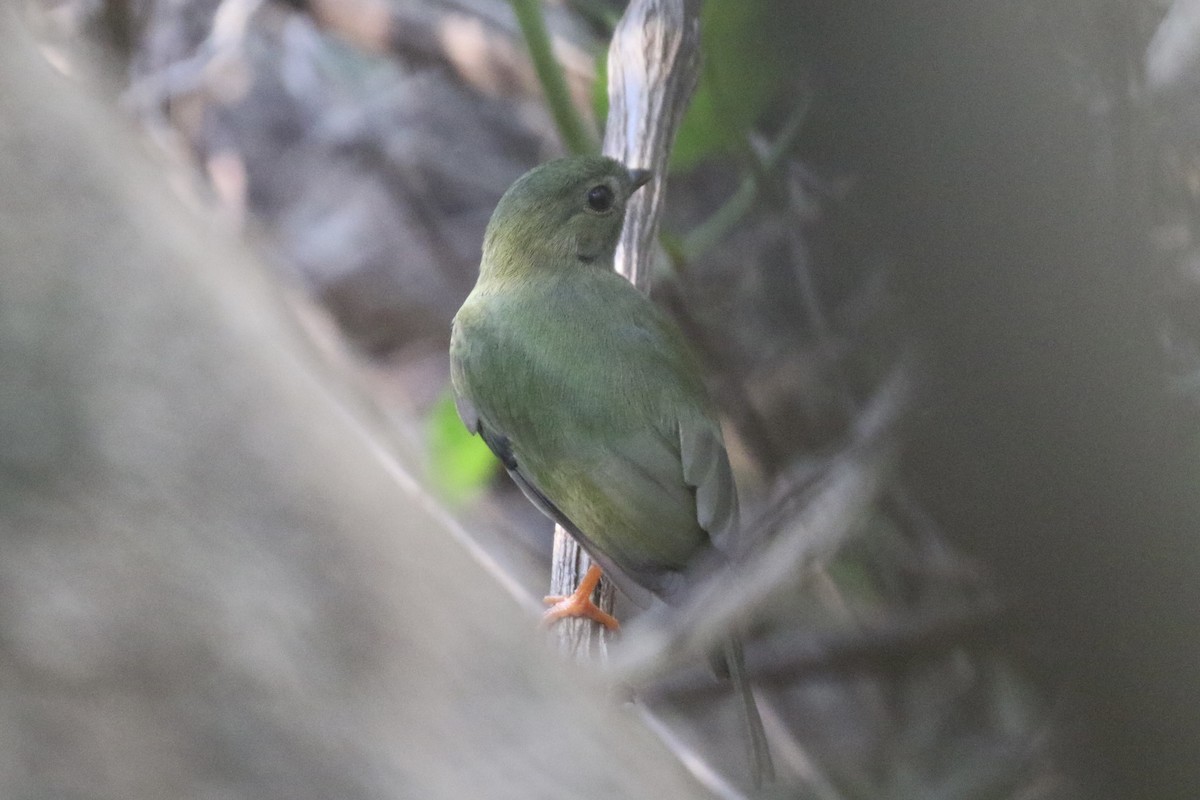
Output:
509,0,597,155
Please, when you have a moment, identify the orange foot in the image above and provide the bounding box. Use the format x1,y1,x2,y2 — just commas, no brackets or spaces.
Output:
542,563,620,631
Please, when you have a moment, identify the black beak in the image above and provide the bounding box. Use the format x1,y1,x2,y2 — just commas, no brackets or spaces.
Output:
627,168,653,190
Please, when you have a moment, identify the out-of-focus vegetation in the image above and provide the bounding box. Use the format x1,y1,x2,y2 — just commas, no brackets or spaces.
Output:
22,0,1200,798
426,390,498,504
0,10,707,799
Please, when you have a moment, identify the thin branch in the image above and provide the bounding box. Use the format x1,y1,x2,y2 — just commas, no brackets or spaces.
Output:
509,0,597,155
643,599,1011,700
680,95,812,264
547,0,702,657
547,526,615,658
603,0,703,289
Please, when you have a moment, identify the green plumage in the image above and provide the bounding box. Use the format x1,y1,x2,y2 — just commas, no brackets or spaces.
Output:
450,154,773,786
449,155,736,606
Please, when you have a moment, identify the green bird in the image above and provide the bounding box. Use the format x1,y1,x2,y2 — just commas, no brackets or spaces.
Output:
449,155,772,784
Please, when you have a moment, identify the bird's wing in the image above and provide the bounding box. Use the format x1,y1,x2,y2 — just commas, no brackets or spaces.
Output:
451,335,663,605
679,412,739,553
449,287,731,605
503,443,662,609
451,385,481,441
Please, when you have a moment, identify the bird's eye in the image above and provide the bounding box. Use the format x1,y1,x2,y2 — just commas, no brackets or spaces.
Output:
586,184,615,213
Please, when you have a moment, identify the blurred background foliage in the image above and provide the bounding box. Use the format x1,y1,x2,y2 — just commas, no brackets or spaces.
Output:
25,0,1200,797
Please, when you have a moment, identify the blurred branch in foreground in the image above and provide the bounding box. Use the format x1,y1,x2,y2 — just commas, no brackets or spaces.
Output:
0,11,704,800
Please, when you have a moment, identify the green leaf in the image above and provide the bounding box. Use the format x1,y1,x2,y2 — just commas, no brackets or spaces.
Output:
670,0,793,172
426,389,499,506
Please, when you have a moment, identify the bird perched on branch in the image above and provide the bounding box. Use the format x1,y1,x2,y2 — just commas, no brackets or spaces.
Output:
449,155,772,785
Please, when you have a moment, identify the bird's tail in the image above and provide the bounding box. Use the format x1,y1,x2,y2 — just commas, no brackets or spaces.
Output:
722,635,774,788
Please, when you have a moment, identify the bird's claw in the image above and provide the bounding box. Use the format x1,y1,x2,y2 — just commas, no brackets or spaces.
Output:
541,564,620,631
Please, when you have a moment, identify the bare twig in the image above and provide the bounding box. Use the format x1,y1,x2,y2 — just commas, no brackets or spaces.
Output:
603,0,702,290
546,526,616,658
548,0,702,658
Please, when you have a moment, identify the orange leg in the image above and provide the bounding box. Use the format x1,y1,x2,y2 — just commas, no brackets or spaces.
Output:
542,563,620,631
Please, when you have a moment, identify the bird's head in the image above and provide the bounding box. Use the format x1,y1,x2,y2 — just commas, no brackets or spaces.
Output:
481,155,652,278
